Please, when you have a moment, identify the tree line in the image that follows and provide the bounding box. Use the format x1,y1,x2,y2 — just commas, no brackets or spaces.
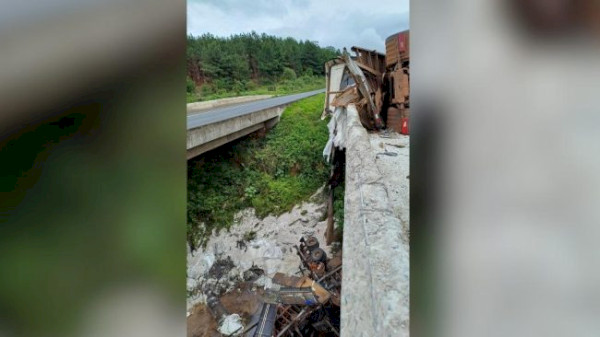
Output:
187,32,340,92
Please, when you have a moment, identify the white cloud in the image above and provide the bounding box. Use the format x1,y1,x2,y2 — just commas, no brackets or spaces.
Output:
187,0,409,52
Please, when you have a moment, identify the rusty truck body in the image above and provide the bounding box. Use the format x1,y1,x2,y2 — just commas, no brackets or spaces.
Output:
323,30,410,134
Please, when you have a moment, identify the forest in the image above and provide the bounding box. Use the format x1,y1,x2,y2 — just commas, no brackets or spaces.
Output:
186,32,340,101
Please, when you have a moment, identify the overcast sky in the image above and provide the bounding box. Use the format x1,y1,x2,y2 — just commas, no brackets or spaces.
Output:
188,0,409,52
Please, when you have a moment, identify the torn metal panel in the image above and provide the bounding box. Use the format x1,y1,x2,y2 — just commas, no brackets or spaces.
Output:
251,303,277,337
342,51,384,129
326,64,346,107
270,287,321,306
351,46,386,75
265,277,331,306
331,85,359,107
323,59,348,117
355,61,382,78
351,46,386,99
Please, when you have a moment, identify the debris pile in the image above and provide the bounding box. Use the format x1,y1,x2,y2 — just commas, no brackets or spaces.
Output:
322,30,410,134
187,197,344,337
245,236,342,337
189,235,341,337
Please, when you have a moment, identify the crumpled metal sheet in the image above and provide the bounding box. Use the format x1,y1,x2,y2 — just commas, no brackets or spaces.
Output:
342,52,384,129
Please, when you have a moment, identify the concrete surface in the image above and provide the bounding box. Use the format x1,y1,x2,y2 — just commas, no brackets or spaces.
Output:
340,104,409,337
187,95,272,115
187,107,282,159
369,131,410,233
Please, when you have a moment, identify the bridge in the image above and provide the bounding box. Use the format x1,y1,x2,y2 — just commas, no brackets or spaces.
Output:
187,89,324,159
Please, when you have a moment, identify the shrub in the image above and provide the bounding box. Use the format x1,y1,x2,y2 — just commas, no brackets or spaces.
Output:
246,81,258,91
200,84,215,96
233,80,245,94
186,77,196,94
281,67,297,81
214,78,232,91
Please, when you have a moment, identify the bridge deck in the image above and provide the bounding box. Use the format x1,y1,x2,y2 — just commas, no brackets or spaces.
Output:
187,89,324,130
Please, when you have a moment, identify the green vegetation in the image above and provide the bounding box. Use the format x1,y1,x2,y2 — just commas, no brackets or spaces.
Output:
333,182,345,241
187,94,330,248
186,74,324,103
186,32,339,102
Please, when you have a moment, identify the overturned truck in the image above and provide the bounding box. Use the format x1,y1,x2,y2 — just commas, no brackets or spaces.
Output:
322,30,410,135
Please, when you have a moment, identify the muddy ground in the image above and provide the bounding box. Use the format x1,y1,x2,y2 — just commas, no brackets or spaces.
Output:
187,282,263,337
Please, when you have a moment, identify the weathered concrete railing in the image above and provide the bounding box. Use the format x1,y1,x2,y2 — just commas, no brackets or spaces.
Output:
187,89,324,160
341,104,409,337
187,107,282,159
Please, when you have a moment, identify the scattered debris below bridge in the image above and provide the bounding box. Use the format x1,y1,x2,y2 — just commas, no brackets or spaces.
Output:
245,236,342,337
187,188,343,337
188,232,342,337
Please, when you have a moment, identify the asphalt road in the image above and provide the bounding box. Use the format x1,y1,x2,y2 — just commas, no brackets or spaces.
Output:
187,89,325,130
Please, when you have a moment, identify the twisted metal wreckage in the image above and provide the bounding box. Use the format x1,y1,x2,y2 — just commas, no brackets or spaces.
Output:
206,236,342,337
322,30,410,163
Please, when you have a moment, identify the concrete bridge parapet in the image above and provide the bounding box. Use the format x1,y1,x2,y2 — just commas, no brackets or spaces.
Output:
340,104,409,337
187,106,284,159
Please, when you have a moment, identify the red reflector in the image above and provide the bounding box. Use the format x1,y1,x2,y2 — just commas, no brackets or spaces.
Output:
400,118,409,135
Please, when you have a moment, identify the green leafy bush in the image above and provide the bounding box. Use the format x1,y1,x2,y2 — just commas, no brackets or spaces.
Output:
233,80,245,94
244,186,258,199
281,67,297,81
186,77,196,94
201,84,215,95
246,81,258,91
